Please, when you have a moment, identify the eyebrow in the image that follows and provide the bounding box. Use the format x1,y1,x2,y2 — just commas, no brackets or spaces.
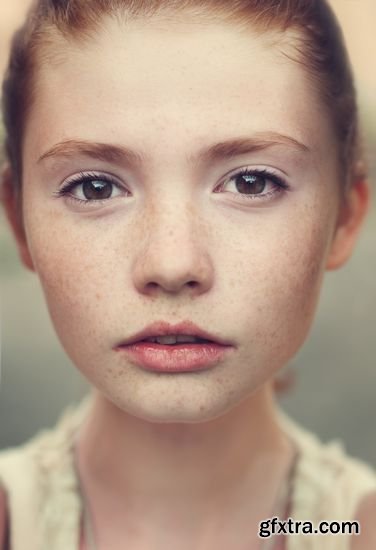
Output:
37,132,310,167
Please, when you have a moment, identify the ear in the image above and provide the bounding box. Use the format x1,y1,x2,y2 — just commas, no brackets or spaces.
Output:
326,179,370,271
1,163,35,272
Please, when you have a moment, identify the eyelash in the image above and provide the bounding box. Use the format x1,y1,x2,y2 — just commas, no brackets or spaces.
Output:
53,168,289,206
217,167,289,202
53,172,125,206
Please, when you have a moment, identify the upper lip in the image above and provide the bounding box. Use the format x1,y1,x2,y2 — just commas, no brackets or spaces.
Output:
116,320,234,347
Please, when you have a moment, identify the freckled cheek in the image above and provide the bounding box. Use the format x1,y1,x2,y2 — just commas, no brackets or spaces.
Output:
25,218,116,346
233,219,331,362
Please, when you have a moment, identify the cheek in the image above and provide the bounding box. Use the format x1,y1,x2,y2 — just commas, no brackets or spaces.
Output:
230,205,334,376
23,208,119,359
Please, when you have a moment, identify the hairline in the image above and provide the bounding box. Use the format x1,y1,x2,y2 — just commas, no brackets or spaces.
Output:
8,3,353,214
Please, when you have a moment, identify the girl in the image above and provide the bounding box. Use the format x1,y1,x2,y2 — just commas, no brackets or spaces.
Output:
0,0,375,548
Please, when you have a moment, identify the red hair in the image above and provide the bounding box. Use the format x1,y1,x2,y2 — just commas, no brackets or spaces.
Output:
1,0,364,206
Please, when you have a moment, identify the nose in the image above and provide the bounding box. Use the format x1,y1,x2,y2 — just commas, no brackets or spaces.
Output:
132,199,214,298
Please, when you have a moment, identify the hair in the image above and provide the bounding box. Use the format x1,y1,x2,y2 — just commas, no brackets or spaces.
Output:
1,0,365,219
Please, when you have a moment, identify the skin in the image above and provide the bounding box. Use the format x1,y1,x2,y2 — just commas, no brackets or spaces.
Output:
2,14,371,549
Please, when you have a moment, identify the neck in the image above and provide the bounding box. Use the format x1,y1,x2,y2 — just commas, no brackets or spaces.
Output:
75,383,295,542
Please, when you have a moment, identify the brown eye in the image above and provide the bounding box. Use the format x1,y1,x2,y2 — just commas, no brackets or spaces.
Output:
216,168,287,203
234,173,266,195
56,172,127,206
82,179,114,200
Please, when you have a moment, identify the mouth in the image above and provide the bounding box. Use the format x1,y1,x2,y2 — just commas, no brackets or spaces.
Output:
116,320,234,347
138,335,213,345
114,320,235,373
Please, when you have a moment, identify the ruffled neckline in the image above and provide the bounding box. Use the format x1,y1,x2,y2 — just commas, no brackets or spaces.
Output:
33,395,376,550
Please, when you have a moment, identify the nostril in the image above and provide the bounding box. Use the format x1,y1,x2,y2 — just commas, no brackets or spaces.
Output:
143,282,159,294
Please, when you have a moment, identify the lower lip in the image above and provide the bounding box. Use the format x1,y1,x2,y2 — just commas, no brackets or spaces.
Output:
116,342,233,372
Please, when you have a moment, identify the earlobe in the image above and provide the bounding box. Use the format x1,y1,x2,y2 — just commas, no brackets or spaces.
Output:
326,179,370,271
1,164,35,272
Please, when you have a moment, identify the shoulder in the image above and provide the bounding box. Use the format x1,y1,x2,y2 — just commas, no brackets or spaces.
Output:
0,484,8,549
351,490,376,549
277,411,376,520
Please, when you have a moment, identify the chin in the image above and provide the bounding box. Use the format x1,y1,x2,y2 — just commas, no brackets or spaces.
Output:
102,381,246,425
134,404,232,425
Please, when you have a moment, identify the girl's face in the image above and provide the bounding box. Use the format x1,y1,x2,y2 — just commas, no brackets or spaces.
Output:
19,17,345,421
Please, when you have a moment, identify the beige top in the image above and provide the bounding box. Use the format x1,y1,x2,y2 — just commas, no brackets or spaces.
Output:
0,394,375,550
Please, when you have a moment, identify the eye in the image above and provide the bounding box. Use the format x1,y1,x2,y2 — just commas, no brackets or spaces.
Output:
54,172,128,205
216,168,289,202
80,179,116,200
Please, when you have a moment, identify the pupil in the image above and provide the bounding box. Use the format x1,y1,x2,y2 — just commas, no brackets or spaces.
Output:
83,180,112,200
235,174,266,195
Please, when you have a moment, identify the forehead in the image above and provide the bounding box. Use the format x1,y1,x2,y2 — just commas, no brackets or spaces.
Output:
25,16,335,167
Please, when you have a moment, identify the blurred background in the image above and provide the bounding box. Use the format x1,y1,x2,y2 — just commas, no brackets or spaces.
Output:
0,1,375,464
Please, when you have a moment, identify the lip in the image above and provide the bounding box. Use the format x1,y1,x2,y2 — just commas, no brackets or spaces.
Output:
116,320,235,347
114,320,235,373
